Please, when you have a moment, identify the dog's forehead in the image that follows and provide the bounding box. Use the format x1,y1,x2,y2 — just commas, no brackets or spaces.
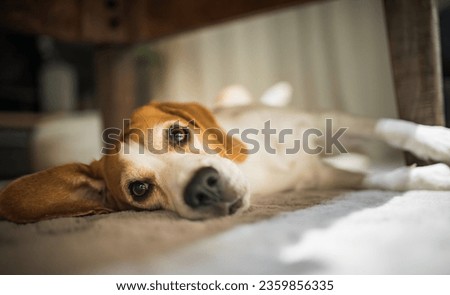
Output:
130,105,188,129
119,141,164,168
116,141,166,184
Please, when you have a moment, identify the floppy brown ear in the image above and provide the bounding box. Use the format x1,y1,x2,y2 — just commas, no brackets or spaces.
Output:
0,163,114,223
153,102,248,163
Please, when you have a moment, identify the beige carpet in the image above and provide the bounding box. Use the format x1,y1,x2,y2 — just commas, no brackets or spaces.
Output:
0,189,341,274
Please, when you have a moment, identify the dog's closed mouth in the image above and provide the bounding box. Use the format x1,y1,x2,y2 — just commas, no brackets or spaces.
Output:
228,198,243,215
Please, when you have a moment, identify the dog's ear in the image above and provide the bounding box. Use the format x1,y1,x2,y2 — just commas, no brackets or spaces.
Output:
0,162,113,223
153,102,248,163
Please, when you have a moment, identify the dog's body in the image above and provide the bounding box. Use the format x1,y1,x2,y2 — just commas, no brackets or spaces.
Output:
217,104,450,194
1,98,450,223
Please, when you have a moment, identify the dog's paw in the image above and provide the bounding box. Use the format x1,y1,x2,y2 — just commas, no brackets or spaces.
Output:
407,163,450,190
363,163,450,191
409,125,450,163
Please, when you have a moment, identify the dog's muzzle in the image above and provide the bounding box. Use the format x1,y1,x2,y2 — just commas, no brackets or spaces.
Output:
183,167,243,216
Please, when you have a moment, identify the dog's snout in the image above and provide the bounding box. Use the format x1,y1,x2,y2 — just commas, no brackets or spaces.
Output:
184,167,222,208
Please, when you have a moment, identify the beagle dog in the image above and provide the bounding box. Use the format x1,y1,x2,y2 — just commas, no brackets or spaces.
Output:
1,92,450,223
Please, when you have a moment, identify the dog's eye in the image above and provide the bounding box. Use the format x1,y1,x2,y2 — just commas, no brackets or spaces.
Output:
168,125,190,146
129,181,152,199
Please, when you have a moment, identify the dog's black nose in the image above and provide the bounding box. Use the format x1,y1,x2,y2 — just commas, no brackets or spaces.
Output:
184,167,223,208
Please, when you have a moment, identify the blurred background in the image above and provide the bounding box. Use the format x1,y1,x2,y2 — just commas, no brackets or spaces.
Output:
0,0,449,180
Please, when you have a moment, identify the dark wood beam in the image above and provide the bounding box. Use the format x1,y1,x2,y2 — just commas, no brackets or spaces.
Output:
0,0,322,44
95,47,137,144
384,0,446,165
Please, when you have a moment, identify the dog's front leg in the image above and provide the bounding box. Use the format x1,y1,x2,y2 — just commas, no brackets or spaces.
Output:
315,161,450,191
362,163,450,191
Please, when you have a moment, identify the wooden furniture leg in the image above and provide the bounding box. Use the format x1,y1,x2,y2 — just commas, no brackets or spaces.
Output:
95,46,136,146
384,0,446,165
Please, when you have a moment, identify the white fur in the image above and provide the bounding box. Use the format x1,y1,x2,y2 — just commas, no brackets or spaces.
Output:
375,118,450,163
215,85,253,108
363,164,450,191
216,105,450,193
259,81,293,107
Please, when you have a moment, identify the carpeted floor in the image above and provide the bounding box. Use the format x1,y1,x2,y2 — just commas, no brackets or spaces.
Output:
0,189,338,274
1,189,449,274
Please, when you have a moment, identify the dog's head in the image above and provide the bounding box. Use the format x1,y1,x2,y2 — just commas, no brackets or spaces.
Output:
0,102,250,223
